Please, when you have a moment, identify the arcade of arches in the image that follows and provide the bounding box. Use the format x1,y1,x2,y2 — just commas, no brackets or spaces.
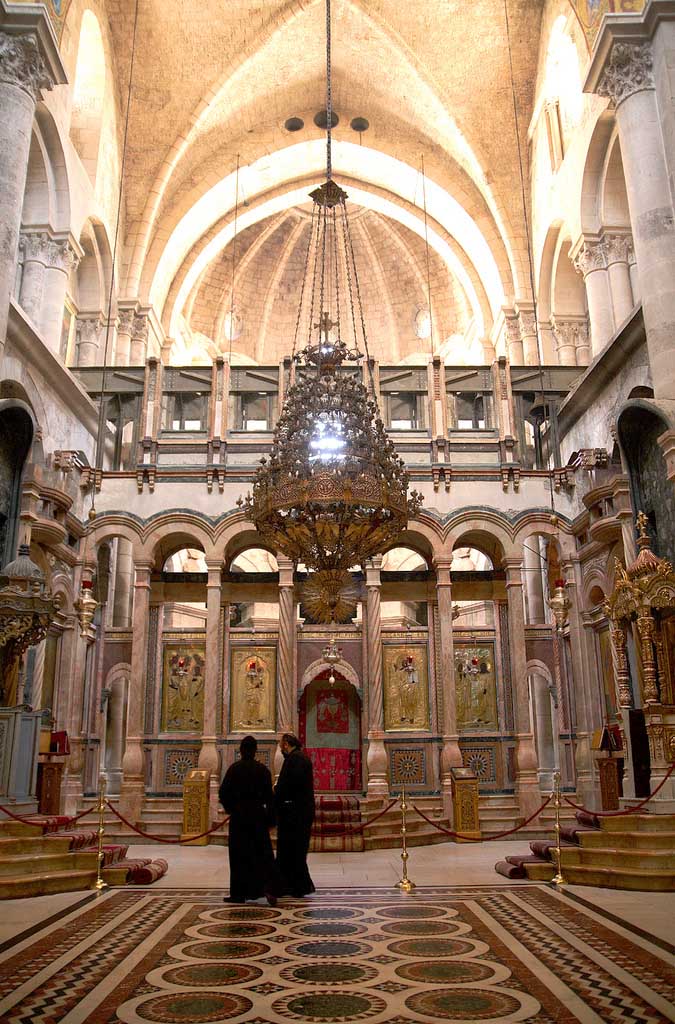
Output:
2,0,675,840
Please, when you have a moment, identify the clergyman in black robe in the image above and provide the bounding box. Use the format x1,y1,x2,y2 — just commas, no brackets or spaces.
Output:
275,732,316,897
219,735,279,904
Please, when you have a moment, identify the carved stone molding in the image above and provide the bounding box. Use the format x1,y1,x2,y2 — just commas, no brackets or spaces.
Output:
132,313,149,343
117,309,136,334
19,231,50,263
573,240,608,276
551,315,589,351
597,42,654,107
517,310,537,342
605,232,634,266
76,315,103,346
0,32,54,102
46,238,80,274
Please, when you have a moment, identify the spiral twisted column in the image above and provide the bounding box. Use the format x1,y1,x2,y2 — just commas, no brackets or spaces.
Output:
504,558,542,818
199,562,223,813
120,561,153,821
365,557,388,796
277,557,296,736
434,560,463,821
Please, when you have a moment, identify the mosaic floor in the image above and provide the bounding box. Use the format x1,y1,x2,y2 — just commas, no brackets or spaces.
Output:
0,885,673,1023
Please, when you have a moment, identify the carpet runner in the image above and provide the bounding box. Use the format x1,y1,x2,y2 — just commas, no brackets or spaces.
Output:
310,795,364,852
0,884,673,1023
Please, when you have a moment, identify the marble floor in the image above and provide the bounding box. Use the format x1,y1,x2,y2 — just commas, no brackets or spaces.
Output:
0,845,673,1023
1,842,674,947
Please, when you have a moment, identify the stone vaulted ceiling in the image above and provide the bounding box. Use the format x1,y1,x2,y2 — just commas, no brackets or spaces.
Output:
104,0,546,363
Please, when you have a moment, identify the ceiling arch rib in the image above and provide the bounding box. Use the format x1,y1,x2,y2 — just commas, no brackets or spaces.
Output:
125,0,517,300
153,142,505,335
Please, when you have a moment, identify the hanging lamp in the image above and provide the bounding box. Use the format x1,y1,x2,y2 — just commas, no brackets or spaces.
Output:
244,0,421,622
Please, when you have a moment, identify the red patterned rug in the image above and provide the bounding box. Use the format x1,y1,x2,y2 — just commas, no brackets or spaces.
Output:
311,795,364,852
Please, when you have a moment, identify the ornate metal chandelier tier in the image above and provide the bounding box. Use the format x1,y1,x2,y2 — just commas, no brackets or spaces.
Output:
244,1,421,621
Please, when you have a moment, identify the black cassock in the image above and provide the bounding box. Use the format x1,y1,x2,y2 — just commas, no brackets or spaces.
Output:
275,748,316,897
219,757,278,902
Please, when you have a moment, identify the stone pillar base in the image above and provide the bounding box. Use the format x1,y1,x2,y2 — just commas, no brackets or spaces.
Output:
366,731,389,797
515,772,543,819
118,778,145,823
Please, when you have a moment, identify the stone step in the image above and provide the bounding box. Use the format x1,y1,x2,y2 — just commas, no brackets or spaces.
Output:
364,829,450,851
561,847,675,871
0,821,43,838
562,864,675,891
600,813,675,833
579,830,675,850
0,850,99,877
0,835,72,856
0,868,101,899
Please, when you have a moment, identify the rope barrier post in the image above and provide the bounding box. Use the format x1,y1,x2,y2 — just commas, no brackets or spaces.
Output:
94,773,108,892
395,784,416,893
551,770,564,887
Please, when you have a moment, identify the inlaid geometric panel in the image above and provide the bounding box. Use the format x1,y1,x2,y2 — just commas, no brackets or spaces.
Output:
459,744,497,784
390,746,426,786
163,748,199,787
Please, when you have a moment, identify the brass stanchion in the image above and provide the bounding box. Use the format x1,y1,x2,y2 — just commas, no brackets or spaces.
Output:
94,773,108,891
395,783,416,892
551,770,564,887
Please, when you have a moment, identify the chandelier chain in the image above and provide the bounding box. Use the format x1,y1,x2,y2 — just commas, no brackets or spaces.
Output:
341,200,378,402
227,153,240,364
291,202,317,362
308,200,323,351
340,199,360,354
326,0,333,181
331,205,342,346
420,154,435,359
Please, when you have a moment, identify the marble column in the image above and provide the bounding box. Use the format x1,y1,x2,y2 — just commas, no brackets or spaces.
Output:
517,307,539,365
504,312,523,364
0,29,58,353
522,537,546,624
277,557,296,735
120,561,152,820
503,558,542,816
18,230,49,325
112,537,134,627
130,312,149,365
553,319,581,372
606,233,635,327
76,314,103,366
573,240,615,355
434,560,463,820
365,557,388,796
115,308,135,365
41,236,80,352
199,561,222,815
593,33,675,399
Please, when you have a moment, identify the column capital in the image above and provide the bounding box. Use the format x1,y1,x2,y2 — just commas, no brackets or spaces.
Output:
46,236,81,274
605,231,634,266
0,30,55,101
19,230,51,263
597,41,654,107
573,238,608,277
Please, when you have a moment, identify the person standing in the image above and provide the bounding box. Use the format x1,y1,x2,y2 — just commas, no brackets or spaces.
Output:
219,735,279,905
275,733,316,897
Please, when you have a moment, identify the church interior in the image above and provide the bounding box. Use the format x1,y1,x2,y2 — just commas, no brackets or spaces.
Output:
0,0,674,1020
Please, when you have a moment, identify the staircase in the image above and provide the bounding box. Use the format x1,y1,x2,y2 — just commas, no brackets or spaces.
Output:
479,794,577,840
0,819,168,898
495,811,675,891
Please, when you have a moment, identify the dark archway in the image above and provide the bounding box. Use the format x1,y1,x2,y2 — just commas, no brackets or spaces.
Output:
299,671,362,791
0,404,33,567
618,404,675,564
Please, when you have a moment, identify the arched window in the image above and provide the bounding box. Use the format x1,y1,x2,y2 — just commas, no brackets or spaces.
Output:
70,11,106,183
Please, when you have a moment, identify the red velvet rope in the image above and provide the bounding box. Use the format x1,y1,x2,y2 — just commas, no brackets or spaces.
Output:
563,761,675,817
105,801,230,843
310,798,399,839
411,793,553,842
0,802,95,830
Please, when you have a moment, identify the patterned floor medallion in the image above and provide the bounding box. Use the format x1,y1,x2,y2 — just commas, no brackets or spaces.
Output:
136,991,253,1022
0,885,673,1024
272,989,387,1021
405,987,526,1021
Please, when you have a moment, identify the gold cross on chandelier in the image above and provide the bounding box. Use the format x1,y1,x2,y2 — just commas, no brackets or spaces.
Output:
314,311,337,345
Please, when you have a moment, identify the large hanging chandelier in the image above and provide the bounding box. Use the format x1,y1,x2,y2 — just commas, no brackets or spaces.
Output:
244,0,421,621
